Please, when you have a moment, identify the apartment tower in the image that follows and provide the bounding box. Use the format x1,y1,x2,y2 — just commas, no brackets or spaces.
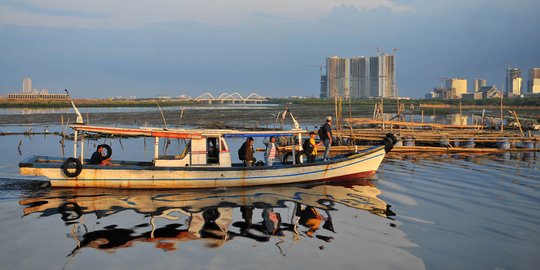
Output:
22,77,32,93
528,68,540,94
474,79,487,92
506,68,523,95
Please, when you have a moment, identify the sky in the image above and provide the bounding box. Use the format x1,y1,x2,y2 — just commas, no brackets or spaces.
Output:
0,0,539,99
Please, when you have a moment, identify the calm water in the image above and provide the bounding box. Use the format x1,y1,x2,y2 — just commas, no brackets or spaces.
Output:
0,107,539,270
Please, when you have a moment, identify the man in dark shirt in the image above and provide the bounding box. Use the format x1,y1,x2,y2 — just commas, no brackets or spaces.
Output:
89,145,112,165
243,137,255,167
322,116,333,161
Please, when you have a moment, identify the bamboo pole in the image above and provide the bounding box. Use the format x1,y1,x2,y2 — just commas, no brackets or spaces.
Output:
500,96,504,133
381,97,385,130
512,110,525,138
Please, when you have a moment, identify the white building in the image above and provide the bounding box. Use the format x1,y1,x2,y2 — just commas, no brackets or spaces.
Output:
22,77,32,93
528,68,540,94
506,68,523,95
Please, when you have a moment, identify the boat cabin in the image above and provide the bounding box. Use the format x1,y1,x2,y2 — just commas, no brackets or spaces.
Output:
154,135,232,168
70,125,306,169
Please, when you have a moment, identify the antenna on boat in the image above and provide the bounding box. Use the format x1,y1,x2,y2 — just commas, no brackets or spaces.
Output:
65,89,84,124
153,99,168,130
289,113,300,129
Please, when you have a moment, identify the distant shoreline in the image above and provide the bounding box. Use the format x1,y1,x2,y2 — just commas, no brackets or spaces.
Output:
0,97,539,109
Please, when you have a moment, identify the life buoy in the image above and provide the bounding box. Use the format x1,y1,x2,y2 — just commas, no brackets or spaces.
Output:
62,157,82,177
100,144,112,159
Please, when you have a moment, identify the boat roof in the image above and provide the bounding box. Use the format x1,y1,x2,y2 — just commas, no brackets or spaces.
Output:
71,124,307,139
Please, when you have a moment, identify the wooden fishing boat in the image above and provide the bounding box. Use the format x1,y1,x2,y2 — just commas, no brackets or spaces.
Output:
19,99,396,189
19,123,395,189
19,124,396,189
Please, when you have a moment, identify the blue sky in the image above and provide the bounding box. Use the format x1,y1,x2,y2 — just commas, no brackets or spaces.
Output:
0,0,538,98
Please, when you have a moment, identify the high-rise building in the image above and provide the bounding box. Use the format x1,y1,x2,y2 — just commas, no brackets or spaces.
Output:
326,56,350,99
473,79,486,92
349,57,370,98
506,68,523,95
320,75,327,99
22,77,32,93
325,53,395,99
368,54,395,98
379,54,395,98
445,78,467,98
528,68,540,94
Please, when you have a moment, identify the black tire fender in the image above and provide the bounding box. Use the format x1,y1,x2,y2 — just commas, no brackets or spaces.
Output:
100,144,112,159
282,152,293,165
296,150,309,164
62,157,82,178
385,133,398,145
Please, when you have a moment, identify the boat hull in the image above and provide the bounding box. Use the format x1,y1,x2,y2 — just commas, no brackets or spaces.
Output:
20,146,386,189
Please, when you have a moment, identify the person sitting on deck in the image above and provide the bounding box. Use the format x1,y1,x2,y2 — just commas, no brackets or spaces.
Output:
305,131,322,163
89,144,112,166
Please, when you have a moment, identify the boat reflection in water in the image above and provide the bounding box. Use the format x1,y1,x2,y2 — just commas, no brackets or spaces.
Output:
19,179,394,256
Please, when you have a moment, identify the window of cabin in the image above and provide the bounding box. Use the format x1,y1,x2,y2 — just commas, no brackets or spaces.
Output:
207,137,219,164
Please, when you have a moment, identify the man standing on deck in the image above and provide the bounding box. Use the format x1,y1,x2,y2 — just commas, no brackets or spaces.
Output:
321,116,333,161
243,137,255,167
263,136,278,166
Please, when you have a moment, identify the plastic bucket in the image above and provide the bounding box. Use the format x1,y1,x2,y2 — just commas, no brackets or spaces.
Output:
498,138,511,150
462,138,475,148
403,138,415,147
523,141,535,149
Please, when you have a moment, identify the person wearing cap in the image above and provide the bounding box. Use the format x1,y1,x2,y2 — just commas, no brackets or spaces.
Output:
306,131,321,162
321,116,333,161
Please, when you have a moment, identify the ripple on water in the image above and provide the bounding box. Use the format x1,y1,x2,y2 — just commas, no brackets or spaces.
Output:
378,153,540,269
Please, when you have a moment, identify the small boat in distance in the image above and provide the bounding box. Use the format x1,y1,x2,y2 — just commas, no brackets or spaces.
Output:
19,96,397,189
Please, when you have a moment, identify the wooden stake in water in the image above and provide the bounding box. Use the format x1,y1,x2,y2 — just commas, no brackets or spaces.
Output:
500,96,504,133
381,97,385,130
179,107,185,127
61,115,64,137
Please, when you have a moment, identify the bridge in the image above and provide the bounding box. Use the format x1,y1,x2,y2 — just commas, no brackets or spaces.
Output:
193,92,268,104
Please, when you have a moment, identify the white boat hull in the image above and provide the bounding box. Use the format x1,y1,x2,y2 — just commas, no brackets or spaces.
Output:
20,146,386,189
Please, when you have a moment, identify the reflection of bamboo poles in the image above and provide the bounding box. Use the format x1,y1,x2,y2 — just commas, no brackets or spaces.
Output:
459,102,463,127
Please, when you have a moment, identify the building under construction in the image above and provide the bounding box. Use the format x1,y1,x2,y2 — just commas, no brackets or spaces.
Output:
322,53,396,100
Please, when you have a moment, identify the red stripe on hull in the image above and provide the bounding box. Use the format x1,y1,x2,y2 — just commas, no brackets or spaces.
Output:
323,170,376,182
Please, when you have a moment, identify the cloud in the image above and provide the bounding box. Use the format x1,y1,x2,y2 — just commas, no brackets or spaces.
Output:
0,0,413,28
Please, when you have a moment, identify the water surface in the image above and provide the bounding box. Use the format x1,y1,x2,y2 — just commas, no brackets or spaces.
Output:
0,108,539,269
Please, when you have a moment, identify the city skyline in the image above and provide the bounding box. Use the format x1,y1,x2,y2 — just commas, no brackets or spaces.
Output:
0,0,539,98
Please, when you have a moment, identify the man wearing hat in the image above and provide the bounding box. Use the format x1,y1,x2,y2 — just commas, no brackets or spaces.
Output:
321,116,333,161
